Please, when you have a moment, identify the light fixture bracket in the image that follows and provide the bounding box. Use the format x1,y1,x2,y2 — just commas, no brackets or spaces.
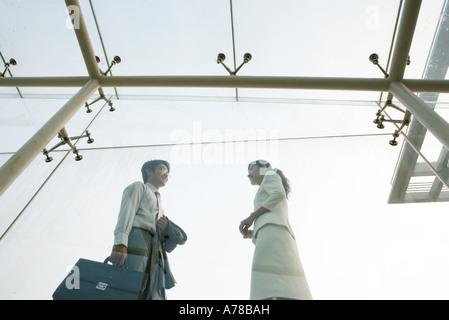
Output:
1,58,17,77
42,128,94,162
373,100,412,146
217,53,252,76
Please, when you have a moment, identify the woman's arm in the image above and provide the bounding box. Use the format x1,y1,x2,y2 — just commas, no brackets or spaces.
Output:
239,206,269,239
239,172,286,239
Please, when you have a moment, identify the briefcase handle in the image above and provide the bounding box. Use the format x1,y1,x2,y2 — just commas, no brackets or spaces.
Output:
104,256,129,269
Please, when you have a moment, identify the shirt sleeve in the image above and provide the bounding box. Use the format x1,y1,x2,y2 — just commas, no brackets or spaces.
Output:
260,172,286,211
113,182,143,247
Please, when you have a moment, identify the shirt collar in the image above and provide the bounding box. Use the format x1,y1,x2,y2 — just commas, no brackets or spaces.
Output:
145,182,158,193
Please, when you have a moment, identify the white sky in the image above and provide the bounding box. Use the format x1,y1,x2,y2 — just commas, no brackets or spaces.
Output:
0,0,449,300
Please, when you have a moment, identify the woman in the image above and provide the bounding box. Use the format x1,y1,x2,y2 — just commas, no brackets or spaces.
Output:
239,160,312,300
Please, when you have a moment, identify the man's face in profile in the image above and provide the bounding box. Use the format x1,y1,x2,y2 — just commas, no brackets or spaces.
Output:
147,164,169,188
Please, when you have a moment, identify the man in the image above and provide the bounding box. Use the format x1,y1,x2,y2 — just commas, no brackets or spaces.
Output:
110,159,187,299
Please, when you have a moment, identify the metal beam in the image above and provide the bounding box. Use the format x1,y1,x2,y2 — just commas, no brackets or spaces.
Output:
98,76,391,91
1,76,449,93
389,0,422,81
402,79,449,93
430,148,449,199
0,77,90,87
389,81,449,152
3,76,388,90
0,79,99,196
65,0,101,79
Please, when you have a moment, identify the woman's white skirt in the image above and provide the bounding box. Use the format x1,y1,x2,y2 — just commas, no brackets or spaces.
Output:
250,224,312,300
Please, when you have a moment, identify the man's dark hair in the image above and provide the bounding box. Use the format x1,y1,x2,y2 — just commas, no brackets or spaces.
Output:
141,160,170,183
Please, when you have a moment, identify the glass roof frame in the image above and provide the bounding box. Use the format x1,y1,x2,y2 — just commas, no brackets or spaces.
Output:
0,0,449,202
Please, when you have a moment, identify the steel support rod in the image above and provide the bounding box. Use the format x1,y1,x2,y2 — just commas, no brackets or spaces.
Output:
97,76,391,91
402,79,449,93
390,81,449,151
389,0,422,81
0,79,99,196
1,77,449,93
0,76,90,87
65,0,101,79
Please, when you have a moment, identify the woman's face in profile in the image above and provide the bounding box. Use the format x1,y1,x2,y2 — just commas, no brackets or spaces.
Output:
247,164,267,186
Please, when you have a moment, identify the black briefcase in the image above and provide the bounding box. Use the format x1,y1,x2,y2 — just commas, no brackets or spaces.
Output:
52,258,146,300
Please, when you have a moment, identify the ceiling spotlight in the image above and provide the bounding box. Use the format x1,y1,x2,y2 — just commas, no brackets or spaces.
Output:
372,99,412,147
217,53,226,64
216,52,252,75
102,55,121,75
1,58,17,77
95,54,122,76
369,53,379,65
42,127,95,163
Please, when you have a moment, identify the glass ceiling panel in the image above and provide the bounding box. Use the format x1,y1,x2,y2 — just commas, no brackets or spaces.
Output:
0,0,88,97
79,0,237,99
0,98,94,153
233,0,401,78
234,0,401,102
0,0,444,101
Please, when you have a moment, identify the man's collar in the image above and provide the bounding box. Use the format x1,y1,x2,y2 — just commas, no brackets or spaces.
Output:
145,182,158,193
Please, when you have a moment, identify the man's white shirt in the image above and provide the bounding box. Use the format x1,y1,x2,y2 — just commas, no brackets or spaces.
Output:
113,181,161,247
